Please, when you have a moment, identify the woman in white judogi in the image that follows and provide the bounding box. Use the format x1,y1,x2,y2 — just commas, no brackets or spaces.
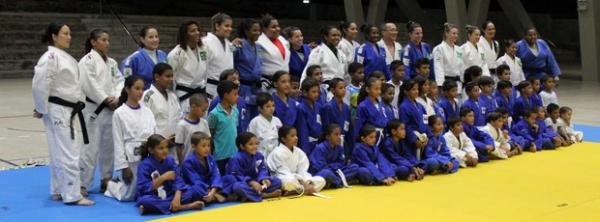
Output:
496,39,526,85
478,21,499,75
461,25,490,77
168,20,208,113
142,63,181,158
337,21,360,66
105,75,156,201
78,29,124,193
257,14,291,78
433,23,465,88
203,13,234,98
301,26,347,82
266,126,325,195
32,22,94,205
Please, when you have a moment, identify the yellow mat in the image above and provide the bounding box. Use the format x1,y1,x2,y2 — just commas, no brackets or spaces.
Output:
155,142,600,222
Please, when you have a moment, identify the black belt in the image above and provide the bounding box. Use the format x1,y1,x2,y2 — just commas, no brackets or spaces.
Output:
175,85,209,101
523,67,544,73
207,79,219,86
85,97,107,116
240,79,261,88
49,96,89,144
446,76,461,82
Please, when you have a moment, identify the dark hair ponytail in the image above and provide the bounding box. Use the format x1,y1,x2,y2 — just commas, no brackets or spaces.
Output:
137,134,166,160
406,21,421,34
398,78,419,106
339,21,356,38
85,29,109,54
236,132,256,150
357,77,380,104
139,26,157,48
119,75,144,106
41,21,67,45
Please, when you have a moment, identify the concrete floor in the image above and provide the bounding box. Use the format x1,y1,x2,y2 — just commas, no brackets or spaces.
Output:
0,78,599,169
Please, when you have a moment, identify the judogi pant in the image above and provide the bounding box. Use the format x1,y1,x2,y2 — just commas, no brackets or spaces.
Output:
231,177,282,202
104,161,139,201
79,108,114,189
43,104,84,203
137,188,204,215
314,164,372,188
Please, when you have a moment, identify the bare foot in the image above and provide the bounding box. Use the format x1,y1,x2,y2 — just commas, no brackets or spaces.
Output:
80,187,89,197
74,198,95,206
214,193,226,203
406,174,416,182
178,201,204,211
262,189,282,199
51,194,62,201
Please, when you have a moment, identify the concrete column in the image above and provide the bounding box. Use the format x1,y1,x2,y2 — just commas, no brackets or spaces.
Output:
344,0,365,25
366,0,388,25
578,0,600,82
444,0,467,42
497,0,535,36
394,0,439,43
467,0,490,27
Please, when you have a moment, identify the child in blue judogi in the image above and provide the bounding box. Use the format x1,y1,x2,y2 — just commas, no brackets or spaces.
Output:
181,132,234,205
355,77,388,145
320,78,353,157
461,81,486,127
136,134,204,215
425,116,459,173
352,125,396,186
380,120,426,181
309,124,373,188
439,80,460,121
295,78,323,155
513,80,536,122
226,132,283,202
512,110,555,151
272,71,299,126
460,108,497,163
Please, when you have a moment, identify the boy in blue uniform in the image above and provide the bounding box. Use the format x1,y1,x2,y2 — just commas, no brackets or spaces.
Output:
226,132,282,202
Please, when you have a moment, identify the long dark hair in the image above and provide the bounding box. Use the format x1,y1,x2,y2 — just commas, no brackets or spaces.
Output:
84,29,109,54
178,21,202,50
357,77,380,104
398,78,419,106
339,21,356,38
137,134,166,160
118,75,144,106
41,21,67,45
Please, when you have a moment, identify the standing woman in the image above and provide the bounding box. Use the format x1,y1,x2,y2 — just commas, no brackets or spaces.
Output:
121,26,167,90
496,39,526,85
301,26,347,82
257,14,290,79
284,26,311,82
516,28,561,80
337,21,360,66
432,23,465,88
32,22,94,205
479,21,499,76
168,20,208,113
203,13,234,98
461,25,490,76
403,21,433,80
79,29,124,195
355,24,388,80
234,18,263,120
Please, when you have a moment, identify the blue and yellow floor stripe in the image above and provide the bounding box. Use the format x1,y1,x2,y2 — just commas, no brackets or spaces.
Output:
1,124,600,222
